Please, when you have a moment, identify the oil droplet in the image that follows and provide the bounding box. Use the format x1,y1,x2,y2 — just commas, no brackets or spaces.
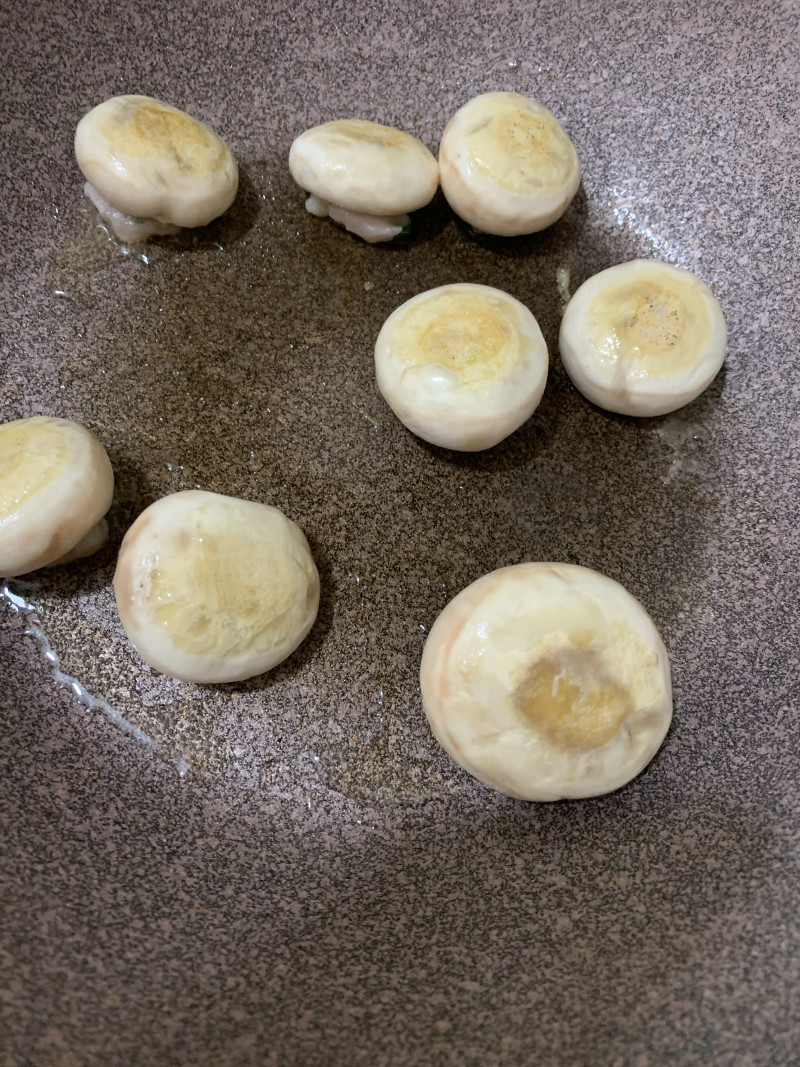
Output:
1,581,159,755
651,419,704,485
556,265,571,310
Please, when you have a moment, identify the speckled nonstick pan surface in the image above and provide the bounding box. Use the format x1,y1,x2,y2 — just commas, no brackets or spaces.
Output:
1,1,798,1063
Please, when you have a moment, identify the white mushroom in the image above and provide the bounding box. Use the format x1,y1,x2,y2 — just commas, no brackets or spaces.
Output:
113,491,319,684
0,416,114,577
75,95,238,242
559,260,727,416
421,563,673,801
374,283,548,450
289,119,438,242
438,92,581,236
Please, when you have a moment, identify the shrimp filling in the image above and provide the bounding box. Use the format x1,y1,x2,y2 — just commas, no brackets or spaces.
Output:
84,181,181,243
304,195,409,243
